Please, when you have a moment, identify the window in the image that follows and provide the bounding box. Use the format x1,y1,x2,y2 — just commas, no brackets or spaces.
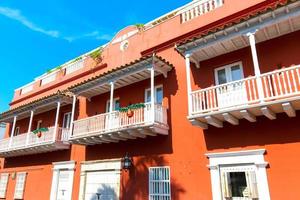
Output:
206,149,271,200
14,127,20,136
215,62,244,85
0,173,9,198
14,172,27,199
149,167,171,200
63,112,72,129
106,98,120,112
220,166,258,199
145,85,163,104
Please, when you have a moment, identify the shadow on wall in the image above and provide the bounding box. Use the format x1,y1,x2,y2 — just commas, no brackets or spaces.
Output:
204,112,300,151
90,185,118,200
3,149,71,168
121,155,185,200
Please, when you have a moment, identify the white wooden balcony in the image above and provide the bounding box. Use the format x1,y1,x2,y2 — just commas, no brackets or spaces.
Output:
189,65,300,128
181,0,223,23
0,127,70,157
69,103,169,145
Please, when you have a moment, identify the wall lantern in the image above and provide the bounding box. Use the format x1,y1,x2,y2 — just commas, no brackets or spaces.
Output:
122,152,133,171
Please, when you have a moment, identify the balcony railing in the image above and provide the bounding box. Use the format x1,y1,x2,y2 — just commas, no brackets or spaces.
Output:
181,0,223,23
64,59,84,75
70,103,168,144
0,127,70,157
190,65,300,116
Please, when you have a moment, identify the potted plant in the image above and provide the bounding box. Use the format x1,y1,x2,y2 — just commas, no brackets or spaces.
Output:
32,127,49,138
135,23,145,32
89,48,103,63
119,103,146,118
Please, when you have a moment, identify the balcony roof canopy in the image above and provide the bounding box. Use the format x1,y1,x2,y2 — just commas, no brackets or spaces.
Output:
68,55,173,98
0,91,73,123
177,0,300,63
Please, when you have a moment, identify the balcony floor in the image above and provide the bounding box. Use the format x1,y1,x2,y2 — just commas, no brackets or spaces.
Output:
0,141,70,158
189,95,300,129
69,123,169,146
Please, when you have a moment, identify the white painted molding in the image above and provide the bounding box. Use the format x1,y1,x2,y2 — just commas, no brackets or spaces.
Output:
206,149,266,158
81,159,122,172
52,161,76,171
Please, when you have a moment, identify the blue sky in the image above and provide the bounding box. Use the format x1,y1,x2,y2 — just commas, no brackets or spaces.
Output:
0,0,189,112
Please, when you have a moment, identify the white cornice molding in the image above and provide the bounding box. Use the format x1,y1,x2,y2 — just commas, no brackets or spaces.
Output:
206,149,266,158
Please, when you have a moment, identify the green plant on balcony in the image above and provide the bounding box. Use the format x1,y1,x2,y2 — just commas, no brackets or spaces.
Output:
32,127,49,138
46,65,62,74
89,47,103,63
118,103,146,118
135,23,145,32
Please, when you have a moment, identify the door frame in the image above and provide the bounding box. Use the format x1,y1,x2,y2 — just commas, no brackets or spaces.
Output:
62,112,72,129
214,61,244,85
78,159,122,200
50,161,76,200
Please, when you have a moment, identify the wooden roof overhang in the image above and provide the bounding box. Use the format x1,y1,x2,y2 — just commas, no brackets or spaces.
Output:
69,55,173,98
177,0,300,63
0,91,73,123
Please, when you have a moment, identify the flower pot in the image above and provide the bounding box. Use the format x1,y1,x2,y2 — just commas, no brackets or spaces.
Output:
127,109,134,118
37,132,42,138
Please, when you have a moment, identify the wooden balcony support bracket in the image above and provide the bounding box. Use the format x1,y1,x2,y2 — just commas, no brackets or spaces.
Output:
117,131,137,140
109,133,128,141
282,102,296,118
205,116,223,128
100,135,119,143
223,113,239,125
261,107,276,120
127,129,147,138
240,110,257,122
190,55,200,69
189,118,208,129
137,128,157,136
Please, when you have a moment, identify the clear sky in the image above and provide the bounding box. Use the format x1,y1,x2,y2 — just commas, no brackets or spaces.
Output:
0,0,190,113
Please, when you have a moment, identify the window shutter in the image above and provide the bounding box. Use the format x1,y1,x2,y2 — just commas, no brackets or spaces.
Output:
14,172,27,199
220,171,231,198
246,171,259,199
0,173,9,198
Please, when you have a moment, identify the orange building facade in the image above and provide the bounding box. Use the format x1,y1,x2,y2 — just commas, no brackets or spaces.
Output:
1,0,300,199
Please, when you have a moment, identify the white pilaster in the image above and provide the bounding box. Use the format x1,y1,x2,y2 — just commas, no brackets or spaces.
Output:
150,67,155,122
9,115,17,148
185,53,193,115
247,31,264,101
53,101,61,141
69,95,77,138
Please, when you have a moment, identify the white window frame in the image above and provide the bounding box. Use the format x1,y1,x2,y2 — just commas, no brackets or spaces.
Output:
62,112,72,129
50,161,76,200
0,173,9,198
214,62,244,85
106,98,120,113
14,172,27,199
145,85,163,104
149,166,171,200
206,149,270,200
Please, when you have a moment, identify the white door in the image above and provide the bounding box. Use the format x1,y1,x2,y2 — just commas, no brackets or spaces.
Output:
56,170,73,200
105,99,120,130
84,171,120,200
215,62,247,109
145,86,163,122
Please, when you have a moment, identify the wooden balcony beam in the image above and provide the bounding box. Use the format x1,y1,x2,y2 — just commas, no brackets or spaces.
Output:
282,102,296,117
261,107,276,120
205,116,223,128
223,113,239,125
240,110,257,122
